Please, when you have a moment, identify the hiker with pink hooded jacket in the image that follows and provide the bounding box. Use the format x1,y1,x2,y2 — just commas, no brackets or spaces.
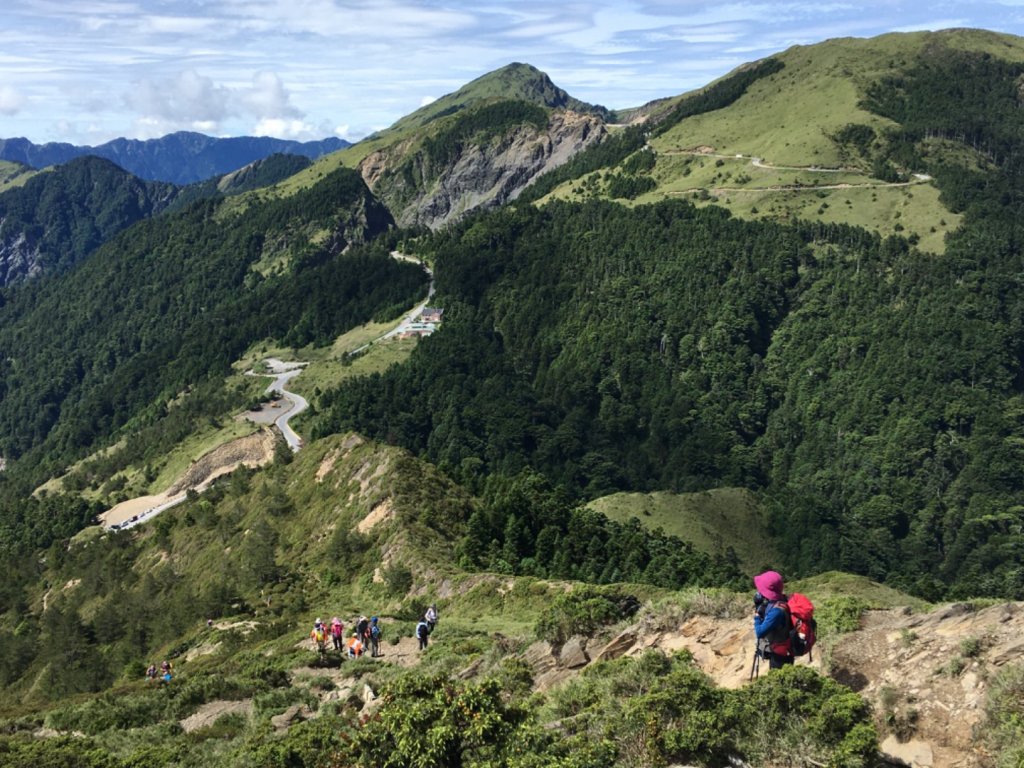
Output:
752,570,794,670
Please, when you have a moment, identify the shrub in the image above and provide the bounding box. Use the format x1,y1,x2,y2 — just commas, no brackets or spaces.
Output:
816,597,870,636
731,666,878,767
382,564,413,596
986,663,1024,767
535,586,635,645
959,637,982,658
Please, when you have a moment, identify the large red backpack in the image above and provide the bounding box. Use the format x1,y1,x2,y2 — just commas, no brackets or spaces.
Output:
787,593,817,659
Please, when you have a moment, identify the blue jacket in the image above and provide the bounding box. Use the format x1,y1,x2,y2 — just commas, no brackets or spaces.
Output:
754,603,788,640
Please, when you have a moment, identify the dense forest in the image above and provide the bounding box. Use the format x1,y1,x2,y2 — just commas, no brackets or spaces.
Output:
0,156,178,286
0,167,427,553
313,44,1024,601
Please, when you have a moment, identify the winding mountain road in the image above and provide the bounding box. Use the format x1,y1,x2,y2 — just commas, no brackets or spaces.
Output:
659,148,932,192
100,253,433,531
256,359,309,451
350,252,435,354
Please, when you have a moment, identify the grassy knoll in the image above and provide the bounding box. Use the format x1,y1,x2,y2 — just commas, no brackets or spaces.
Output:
537,30,1024,252
0,160,37,192
791,571,931,612
588,487,776,574
650,30,1024,168
543,148,957,254
289,338,418,400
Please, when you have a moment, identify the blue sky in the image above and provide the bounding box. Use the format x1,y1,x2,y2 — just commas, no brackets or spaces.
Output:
3,0,1024,145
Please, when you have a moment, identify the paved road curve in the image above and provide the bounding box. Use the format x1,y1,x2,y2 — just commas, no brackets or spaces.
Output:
261,359,309,451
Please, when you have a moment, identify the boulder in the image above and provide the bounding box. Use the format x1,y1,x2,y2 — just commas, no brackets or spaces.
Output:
271,704,310,731
881,736,934,768
594,628,638,662
522,641,558,675
362,683,377,705
559,636,590,668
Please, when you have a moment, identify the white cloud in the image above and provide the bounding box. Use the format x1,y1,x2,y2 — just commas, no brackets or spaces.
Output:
253,117,314,139
121,68,308,135
240,71,302,119
419,95,437,107
0,85,25,116
125,69,232,123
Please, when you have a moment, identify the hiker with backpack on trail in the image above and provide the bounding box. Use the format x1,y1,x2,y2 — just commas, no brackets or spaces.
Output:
425,604,438,633
751,570,817,676
330,617,344,651
356,615,370,645
416,617,430,650
310,618,328,657
369,616,382,657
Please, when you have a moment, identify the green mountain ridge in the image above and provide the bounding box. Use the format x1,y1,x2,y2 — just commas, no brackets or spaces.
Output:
536,28,1024,253
381,62,612,136
0,156,178,287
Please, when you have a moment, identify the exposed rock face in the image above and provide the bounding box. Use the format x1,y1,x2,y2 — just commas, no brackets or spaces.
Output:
0,228,43,286
559,636,590,668
359,111,605,229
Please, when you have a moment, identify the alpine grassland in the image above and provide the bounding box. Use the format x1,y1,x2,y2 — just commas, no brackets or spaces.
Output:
0,159,36,192
588,488,778,573
0,434,882,767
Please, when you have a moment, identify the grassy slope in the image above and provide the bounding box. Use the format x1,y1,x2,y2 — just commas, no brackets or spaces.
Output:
34,310,421,507
588,487,778,575
0,160,40,192
653,30,1024,166
792,571,931,612
544,29,1024,253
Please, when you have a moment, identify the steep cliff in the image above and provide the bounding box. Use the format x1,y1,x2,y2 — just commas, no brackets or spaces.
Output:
360,109,605,229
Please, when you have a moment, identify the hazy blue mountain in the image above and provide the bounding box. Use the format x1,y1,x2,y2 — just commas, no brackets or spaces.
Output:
0,131,350,184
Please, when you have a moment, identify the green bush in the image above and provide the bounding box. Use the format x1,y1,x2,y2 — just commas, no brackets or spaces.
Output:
45,691,167,735
535,586,636,645
730,665,878,767
383,564,414,596
816,597,871,636
0,735,127,767
253,686,316,718
986,663,1024,767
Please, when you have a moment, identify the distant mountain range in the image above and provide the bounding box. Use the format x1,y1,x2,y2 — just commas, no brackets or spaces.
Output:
0,131,350,184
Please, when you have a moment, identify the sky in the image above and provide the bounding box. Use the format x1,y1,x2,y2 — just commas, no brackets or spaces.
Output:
3,0,1024,146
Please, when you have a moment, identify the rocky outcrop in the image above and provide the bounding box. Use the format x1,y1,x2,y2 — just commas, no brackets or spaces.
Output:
360,110,605,230
0,228,43,286
518,603,1024,768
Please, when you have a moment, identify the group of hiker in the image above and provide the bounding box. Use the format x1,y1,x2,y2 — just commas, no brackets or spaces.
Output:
751,570,816,677
145,659,173,684
310,614,385,658
310,604,438,657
